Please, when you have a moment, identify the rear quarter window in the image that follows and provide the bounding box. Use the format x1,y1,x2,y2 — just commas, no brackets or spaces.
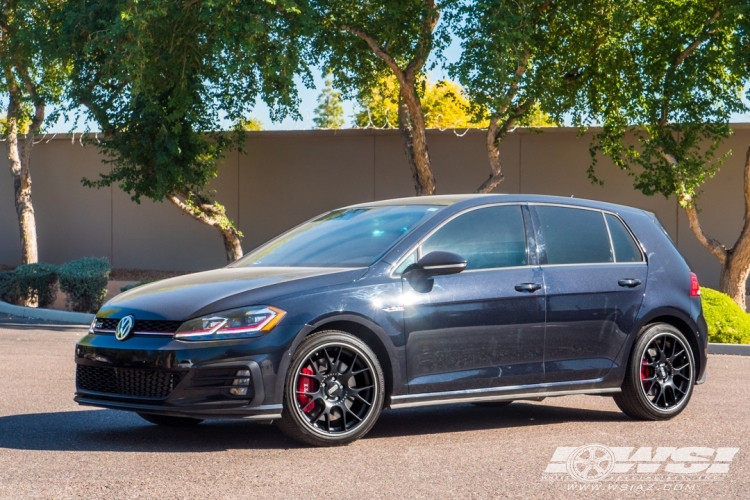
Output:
605,214,643,262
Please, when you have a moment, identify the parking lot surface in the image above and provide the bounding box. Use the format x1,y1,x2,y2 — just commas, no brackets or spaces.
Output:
0,321,748,499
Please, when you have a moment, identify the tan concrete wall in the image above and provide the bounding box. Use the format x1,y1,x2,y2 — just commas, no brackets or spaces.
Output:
0,127,747,289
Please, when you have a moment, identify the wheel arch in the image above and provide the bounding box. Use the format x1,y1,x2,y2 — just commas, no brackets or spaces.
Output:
627,308,704,380
280,313,401,407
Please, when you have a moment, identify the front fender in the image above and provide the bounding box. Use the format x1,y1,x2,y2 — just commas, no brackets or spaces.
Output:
271,312,406,408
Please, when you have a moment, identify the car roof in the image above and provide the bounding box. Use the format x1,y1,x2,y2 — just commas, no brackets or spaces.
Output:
346,193,647,216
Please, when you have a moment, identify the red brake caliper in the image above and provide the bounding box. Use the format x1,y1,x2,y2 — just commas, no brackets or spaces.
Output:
297,367,315,413
640,359,651,390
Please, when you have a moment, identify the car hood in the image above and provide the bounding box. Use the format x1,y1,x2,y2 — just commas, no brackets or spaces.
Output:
98,267,367,321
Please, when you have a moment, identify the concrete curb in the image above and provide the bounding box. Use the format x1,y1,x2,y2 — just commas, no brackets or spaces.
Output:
708,343,750,356
0,300,94,325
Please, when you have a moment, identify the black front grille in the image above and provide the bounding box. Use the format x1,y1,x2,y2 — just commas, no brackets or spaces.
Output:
96,318,182,333
76,365,183,399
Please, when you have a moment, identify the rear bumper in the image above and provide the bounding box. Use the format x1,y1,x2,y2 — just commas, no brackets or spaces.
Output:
695,309,709,385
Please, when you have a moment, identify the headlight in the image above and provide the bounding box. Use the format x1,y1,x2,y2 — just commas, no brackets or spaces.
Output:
174,306,286,341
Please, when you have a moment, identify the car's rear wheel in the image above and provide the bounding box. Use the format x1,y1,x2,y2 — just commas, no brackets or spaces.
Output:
277,330,385,447
137,413,204,426
614,323,695,420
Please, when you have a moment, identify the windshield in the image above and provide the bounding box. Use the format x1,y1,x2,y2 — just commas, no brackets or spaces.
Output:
232,205,441,268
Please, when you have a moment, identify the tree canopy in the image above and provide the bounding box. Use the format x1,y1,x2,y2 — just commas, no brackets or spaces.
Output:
354,76,490,129
308,0,454,194
58,0,309,261
1,0,68,267
577,0,750,307
449,0,607,192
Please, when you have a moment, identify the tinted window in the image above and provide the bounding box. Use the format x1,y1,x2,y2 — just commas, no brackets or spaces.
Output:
233,205,440,267
605,214,643,262
421,205,527,270
536,206,613,264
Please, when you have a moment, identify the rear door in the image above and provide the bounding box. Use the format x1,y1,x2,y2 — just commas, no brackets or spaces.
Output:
530,205,647,383
402,204,546,394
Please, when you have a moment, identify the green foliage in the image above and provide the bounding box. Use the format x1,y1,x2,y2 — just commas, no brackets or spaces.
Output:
573,0,750,201
58,257,111,313
449,0,599,135
15,263,58,308
0,0,68,127
701,287,750,344
58,0,308,209
354,76,488,129
120,280,153,293
313,78,345,129
0,271,18,304
308,0,452,99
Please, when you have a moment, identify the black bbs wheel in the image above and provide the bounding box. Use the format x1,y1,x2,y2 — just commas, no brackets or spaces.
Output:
137,413,204,427
614,323,695,420
277,331,385,446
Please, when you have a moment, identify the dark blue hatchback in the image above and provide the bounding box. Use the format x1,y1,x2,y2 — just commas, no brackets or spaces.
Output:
75,194,708,446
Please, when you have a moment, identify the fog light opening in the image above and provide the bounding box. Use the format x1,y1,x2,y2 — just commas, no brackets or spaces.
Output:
229,369,251,396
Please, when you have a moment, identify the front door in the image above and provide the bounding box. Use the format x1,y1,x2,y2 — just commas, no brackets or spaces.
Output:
530,205,647,383
403,204,546,394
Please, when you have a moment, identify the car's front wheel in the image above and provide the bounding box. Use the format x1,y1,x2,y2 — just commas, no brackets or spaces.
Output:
614,323,696,420
277,330,385,446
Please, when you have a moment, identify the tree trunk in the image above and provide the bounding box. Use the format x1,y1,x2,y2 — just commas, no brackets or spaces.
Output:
219,227,244,263
5,93,40,266
476,117,505,193
398,81,435,196
167,191,244,263
679,146,750,309
719,253,750,311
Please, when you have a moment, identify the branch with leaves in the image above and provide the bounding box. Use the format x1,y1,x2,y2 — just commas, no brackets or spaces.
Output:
310,0,451,195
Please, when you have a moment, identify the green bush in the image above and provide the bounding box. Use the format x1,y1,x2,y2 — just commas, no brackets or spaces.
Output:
15,263,58,307
59,257,111,313
701,287,750,344
0,271,18,304
120,280,153,293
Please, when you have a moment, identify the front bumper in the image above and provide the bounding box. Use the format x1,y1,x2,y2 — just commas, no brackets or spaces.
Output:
74,325,302,420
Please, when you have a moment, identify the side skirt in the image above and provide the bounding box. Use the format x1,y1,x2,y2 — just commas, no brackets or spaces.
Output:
388,379,620,410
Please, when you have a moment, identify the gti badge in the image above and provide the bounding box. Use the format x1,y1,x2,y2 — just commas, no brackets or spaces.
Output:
115,315,135,341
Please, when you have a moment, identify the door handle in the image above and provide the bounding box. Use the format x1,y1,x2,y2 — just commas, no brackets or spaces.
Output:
515,283,542,293
618,279,642,288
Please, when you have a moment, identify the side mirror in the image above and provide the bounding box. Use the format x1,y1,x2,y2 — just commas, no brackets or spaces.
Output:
403,251,467,292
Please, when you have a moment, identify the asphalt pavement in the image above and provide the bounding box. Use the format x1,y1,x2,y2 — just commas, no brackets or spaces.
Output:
0,320,748,499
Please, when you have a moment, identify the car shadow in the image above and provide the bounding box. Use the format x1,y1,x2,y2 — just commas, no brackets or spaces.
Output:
0,402,625,452
368,401,625,440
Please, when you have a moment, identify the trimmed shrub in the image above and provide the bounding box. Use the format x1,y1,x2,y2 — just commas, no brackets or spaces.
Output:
0,271,18,304
15,263,58,307
120,280,153,293
701,287,750,344
59,258,111,313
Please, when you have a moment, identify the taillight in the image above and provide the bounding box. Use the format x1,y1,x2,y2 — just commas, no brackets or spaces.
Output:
690,272,700,297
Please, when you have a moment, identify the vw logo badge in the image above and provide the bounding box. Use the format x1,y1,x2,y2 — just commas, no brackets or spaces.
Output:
115,315,135,341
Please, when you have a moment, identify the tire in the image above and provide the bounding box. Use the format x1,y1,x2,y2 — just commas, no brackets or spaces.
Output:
614,323,696,420
276,330,386,447
137,413,204,427
471,401,513,408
